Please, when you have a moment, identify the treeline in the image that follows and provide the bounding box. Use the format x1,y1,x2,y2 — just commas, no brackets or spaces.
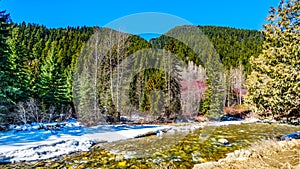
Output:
0,11,94,124
151,26,263,73
0,11,265,125
199,26,263,73
73,29,160,125
150,26,263,115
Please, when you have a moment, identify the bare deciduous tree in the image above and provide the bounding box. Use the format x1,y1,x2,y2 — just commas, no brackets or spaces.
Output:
231,63,245,105
16,98,43,124
180,61,206,117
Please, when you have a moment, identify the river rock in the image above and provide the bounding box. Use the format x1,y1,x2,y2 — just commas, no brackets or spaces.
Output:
156,130,163,137
280,132,300,140
218,138,229,145
220,115,242,121
0,125,7,132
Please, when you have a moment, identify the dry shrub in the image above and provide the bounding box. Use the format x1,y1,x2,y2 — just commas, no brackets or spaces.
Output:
194,139,300,169
224,105,250,115
223,107,237,115
223,105,253,120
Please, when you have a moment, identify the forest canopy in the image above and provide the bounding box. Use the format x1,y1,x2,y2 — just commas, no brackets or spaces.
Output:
0,11,265,125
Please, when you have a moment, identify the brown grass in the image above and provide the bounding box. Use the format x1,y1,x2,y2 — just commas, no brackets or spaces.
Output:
194,139,300,169
223,105,253,118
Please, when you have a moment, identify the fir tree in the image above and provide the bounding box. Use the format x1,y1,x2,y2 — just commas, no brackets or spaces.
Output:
0,10,11,122
38,41,68,112
245,0,300,120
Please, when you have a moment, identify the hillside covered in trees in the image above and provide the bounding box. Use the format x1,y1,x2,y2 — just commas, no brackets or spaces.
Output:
0,11,265,125
0,1,299,168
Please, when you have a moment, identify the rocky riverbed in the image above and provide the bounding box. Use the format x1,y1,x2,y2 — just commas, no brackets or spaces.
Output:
1,122,299,169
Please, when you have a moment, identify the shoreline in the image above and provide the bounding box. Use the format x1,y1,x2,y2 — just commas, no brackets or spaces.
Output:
0,118,297,164
193,139,300,169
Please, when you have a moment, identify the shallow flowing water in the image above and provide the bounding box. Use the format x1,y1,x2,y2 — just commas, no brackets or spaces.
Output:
2,123,300,169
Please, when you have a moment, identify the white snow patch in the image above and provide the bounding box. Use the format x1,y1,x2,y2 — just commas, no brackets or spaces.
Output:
0,123,170,163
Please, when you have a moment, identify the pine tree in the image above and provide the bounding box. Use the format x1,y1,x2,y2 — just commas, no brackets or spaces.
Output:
6,26,31,103
38,41,68,112
245,0,300,120
199,78,212,115
0,10,11,121
26,38,43,98
199,54,225,120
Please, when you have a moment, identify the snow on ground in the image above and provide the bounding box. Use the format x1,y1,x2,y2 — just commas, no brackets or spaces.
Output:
0,118,260,163
0,120,170,163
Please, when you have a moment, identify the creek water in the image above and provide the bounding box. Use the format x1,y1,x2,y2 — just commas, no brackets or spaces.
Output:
2,122,300,169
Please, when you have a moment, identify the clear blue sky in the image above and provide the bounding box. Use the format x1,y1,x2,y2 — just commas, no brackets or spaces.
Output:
1,0,279,30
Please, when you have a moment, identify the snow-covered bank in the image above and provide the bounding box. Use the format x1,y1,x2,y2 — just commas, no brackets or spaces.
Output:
0,121,170,163
206,117,260,126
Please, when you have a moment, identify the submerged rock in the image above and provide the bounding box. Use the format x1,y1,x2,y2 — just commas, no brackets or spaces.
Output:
281,132,300,140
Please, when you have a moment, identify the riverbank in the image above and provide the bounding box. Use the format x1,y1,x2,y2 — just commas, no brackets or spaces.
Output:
0,122,171,163
193,139,300,169
0,119,256,163
1,122,299,168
